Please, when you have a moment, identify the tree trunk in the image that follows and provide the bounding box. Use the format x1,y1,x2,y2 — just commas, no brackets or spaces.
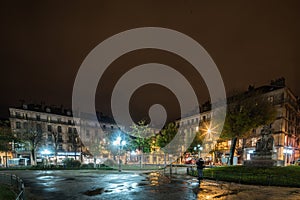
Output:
229,137,237,165
31,149,36,165
55,148,58,166
5,150,8,168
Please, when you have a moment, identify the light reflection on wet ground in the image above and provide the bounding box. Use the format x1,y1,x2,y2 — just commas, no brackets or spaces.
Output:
3,170,300,200
5,170,197,200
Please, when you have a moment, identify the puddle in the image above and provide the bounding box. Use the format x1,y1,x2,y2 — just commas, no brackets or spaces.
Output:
63,177,75,181
83,188,104,196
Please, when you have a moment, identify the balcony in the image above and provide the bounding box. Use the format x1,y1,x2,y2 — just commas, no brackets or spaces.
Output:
11,115,76,126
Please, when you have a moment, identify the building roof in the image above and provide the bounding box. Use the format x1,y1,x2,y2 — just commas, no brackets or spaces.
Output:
10,104,115,124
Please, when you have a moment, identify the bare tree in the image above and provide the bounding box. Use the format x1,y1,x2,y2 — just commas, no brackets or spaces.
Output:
50,130,59,165
69,128,81,161
19,122,43,166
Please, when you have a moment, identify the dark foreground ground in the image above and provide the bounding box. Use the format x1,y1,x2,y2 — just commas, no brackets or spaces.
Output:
3,170,300,200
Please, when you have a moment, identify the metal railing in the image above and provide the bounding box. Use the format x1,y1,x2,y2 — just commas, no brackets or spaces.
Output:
0,173,25,200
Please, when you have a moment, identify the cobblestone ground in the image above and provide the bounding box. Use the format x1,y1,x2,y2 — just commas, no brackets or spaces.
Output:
3,170,300,200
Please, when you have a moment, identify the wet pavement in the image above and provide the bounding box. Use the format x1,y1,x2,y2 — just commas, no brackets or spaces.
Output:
196,180,300,200
5,170,197,200
3,170,300,200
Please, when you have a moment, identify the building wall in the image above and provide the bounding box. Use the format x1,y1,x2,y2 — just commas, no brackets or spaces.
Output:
0,151,13,167
177,86,300,166
9,106,118,164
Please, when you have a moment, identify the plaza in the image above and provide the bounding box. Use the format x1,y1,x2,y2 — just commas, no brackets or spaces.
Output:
1,169,300,200
0,1,299,200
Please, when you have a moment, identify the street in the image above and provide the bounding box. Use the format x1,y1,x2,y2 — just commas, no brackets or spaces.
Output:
3,170,300,200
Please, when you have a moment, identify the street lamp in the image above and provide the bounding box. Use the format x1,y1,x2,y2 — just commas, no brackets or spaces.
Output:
194,144,203,158
113,136,126,172
207,128,211,134
41,149,51,167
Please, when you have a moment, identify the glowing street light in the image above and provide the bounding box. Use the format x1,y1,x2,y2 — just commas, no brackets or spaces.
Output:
41,149,52,167
113,136,126,172
41,149,51,155
194,144,203,158
207,128,211,134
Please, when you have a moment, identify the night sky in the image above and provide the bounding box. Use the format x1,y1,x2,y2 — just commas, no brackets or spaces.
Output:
1,1,299,123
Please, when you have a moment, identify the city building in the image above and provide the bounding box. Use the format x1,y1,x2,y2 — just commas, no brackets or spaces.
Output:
178,78,300,166
0,119,14,167
0,150,14,167
9,104,119,165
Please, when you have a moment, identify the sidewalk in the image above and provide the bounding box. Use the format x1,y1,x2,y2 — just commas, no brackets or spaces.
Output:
195,179,300,200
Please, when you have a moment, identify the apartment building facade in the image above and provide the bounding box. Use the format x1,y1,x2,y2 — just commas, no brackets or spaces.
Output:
9,104,119,165
178,79,300,166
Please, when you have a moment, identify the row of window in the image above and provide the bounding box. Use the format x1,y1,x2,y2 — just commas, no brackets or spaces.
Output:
16,122,42,133
179,115,210,126
14,112,75,125
16,121,116,132
16,121,103,141
15,121,78,135
14,112,121,129
45,144,64,151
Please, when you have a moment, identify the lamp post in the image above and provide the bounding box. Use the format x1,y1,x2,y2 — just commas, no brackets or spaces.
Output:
41,149,51,167
194,144,203,158
113,136,126,172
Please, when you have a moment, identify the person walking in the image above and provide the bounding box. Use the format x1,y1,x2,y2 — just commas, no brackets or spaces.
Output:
196,157,205,184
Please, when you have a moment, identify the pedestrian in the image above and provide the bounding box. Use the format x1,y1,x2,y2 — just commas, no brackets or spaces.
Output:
196,157,205,184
